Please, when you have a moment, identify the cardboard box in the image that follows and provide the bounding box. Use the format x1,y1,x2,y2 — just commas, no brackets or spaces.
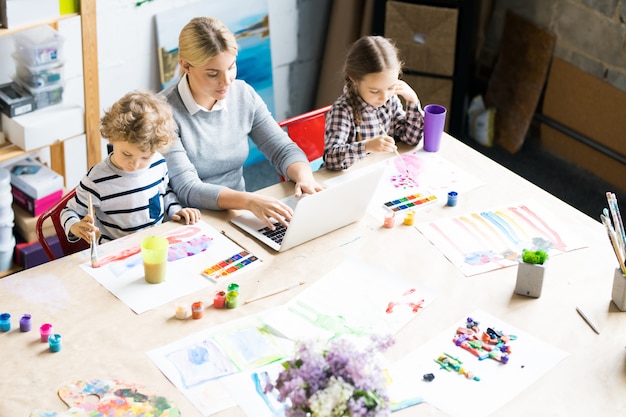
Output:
4,156,64,199
0,0,60,29
403,74,452,131
385,1,458,77
11,186,62,216
12,202,55,242
1,104,83,151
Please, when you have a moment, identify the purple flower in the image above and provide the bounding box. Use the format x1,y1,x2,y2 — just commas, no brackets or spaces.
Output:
266,334,394,417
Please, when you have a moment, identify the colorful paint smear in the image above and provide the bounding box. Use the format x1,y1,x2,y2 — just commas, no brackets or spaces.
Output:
30,379,180,417
416,202,586,276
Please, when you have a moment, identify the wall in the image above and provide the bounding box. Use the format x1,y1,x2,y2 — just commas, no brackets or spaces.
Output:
0,0,330,189
478,0,626,93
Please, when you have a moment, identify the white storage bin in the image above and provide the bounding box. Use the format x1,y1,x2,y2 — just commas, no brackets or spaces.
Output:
0,236,16,272
13,26,65,66
14,55,64,89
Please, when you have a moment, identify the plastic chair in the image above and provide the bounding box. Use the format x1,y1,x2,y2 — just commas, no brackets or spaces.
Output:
36,188,89,261
277,104,332,181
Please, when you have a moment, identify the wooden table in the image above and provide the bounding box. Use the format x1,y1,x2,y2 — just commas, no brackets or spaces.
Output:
1,133,622,416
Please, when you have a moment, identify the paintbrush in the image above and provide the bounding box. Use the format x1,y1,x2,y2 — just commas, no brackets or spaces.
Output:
88,194,99,268
380,124,411,178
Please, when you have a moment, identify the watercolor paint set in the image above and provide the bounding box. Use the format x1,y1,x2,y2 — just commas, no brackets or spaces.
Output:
383,192,438,212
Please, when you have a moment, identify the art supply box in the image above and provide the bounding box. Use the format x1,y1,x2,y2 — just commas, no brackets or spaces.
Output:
3,156,63,205
12,203,55,243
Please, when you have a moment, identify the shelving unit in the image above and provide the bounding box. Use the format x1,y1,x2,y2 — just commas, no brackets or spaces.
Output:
0,0,100,278
372,0,480,138
0,0,100,175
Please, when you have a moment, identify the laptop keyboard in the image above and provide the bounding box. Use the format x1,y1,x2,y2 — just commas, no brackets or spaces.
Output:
259,222,288,244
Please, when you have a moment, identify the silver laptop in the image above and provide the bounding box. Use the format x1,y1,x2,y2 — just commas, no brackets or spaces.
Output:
231,166,385,252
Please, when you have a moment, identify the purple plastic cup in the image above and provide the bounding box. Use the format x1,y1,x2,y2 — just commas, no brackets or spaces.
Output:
423,104,447,152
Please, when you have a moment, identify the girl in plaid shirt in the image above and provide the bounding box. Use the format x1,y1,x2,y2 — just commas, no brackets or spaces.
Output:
323,36,424,170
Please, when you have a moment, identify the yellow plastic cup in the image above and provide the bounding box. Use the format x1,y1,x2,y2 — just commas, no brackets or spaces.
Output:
141,236,169,284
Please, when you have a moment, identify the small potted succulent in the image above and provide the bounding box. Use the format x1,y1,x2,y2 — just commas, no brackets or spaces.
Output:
514,249,549,298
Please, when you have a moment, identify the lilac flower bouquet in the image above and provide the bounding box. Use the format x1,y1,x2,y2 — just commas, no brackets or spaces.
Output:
265,335,395,417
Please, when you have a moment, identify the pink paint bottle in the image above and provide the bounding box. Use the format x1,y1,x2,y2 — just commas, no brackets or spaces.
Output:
40,323,52,342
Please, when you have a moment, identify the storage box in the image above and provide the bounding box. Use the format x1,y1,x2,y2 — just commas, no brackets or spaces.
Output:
13,25,64,66
385,1,458,77
403,74,452,131
1,104,83,151
11,185,62,216
4,156,64,199
12,202,55,242
14,56,64,89
0,0,60,29
18,82,64,109
0,81,35,117
15,235,62,268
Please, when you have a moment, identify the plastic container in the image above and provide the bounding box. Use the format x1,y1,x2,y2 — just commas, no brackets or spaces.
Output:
14,55,64,89
18,82,64,110
0,168,12,222
0,209,15,247
13,26,65,66
0,235,16,272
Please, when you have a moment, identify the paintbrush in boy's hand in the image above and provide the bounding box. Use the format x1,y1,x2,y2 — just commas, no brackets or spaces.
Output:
88,194,99,268
380,124,411,178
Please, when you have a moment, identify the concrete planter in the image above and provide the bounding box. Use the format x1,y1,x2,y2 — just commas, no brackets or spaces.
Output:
514,261,547,298
611,268,626,311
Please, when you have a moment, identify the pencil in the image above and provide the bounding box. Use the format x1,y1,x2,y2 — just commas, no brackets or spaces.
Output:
610,192,626,250
576,306,600,334
244,281,305,304
88,194,99,268
601,213,626,275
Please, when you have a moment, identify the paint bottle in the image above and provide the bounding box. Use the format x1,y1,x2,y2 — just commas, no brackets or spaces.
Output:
40,323,52,342
214,291,226,308
0,313,10,332
48,334,62,352
19,314,32,332
175,303,189,320
225,283,240,309
191,301,204,319
403,209,415,226
383,212,395,228
447,191,458,207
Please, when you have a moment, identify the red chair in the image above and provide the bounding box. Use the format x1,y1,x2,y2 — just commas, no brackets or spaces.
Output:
277,104,332,181
36,188,89,261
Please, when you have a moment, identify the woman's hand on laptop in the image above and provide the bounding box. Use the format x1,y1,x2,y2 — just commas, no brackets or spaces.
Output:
285,162,326,198
247,194,294,230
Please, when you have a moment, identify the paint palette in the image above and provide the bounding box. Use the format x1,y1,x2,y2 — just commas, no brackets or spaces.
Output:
202,250,260,282
383,192,438,212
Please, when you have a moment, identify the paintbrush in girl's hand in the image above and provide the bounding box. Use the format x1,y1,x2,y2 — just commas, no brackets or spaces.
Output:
380,124,411,178
88,194,99,268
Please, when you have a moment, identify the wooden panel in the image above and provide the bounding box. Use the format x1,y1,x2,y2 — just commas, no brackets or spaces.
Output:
540,124,626,193
80,0,101,168
543,58,626,156
403,73,452,131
